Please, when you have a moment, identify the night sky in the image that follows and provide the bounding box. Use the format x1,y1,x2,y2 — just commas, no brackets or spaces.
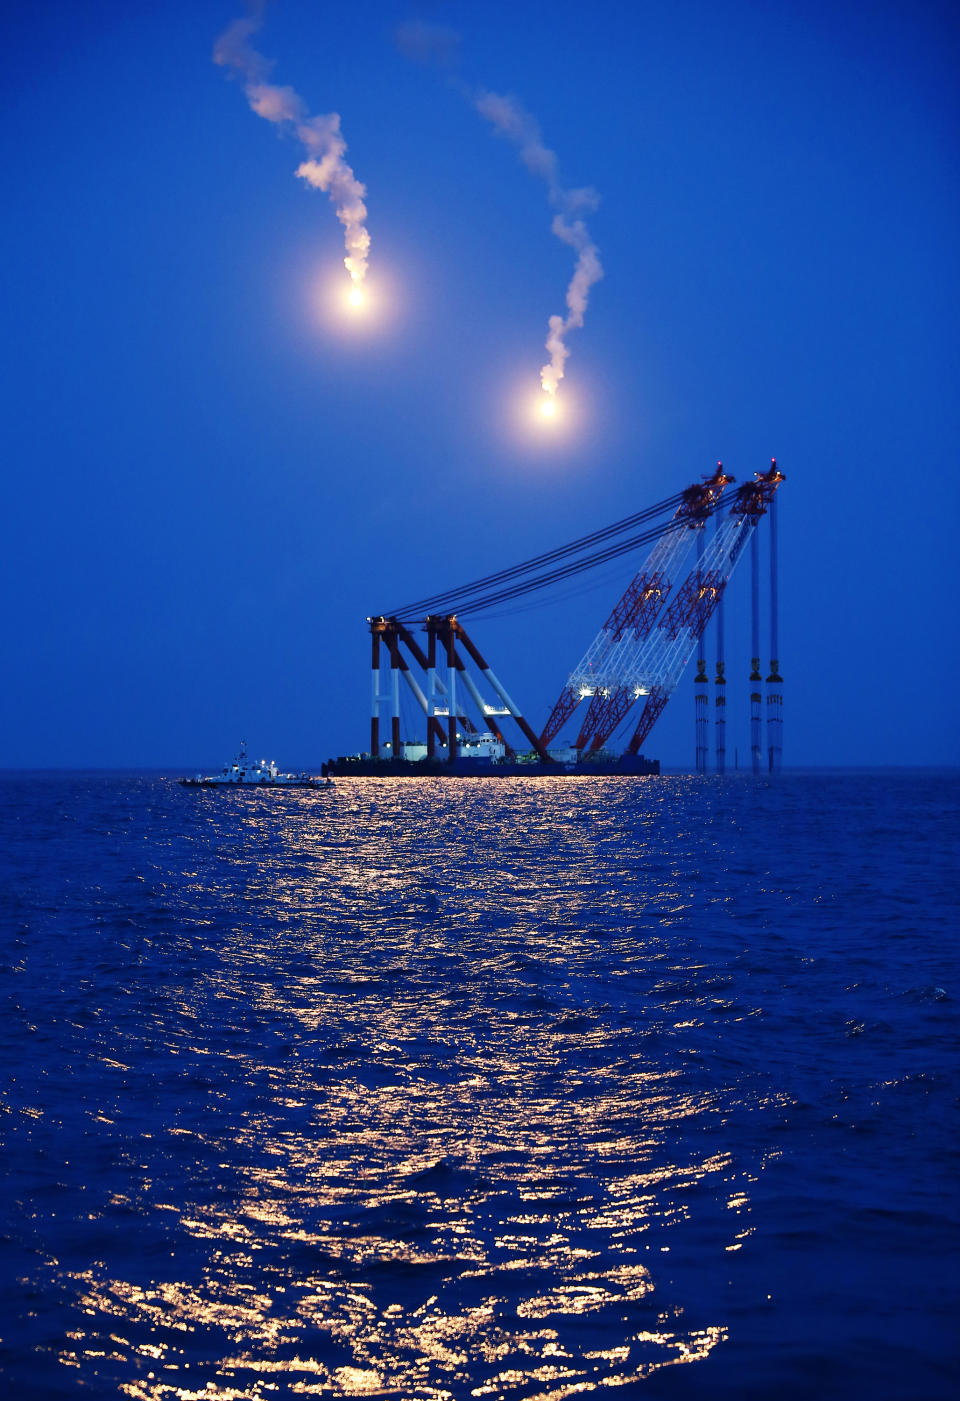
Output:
3,0,957,769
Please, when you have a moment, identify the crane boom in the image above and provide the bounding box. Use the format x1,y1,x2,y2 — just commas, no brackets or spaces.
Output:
539,466,733,748
588,464,785,754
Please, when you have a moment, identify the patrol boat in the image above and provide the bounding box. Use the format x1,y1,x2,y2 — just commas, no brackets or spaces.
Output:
180,740,330,789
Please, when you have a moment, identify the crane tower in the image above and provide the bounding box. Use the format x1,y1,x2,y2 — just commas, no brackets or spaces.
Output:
539,465,733,748
369,461,784,772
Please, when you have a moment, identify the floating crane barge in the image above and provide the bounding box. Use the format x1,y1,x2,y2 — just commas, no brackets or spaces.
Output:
324,462,784,778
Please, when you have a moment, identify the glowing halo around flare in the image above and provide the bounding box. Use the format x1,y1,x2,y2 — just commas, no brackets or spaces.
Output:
540,396,557,419
348,286,365,307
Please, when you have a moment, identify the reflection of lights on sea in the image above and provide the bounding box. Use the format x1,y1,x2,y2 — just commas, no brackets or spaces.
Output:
45,780,755,1397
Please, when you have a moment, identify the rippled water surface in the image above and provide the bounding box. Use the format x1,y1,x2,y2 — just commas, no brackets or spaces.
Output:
1,770,957,1400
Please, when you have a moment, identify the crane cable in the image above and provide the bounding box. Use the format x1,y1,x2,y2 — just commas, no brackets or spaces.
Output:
391,492,734,621
383,487,689,618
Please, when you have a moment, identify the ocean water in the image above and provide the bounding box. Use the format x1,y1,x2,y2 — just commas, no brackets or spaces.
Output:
1,770,957,1400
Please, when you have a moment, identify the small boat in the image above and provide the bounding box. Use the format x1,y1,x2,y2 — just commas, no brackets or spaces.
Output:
180,740,331,789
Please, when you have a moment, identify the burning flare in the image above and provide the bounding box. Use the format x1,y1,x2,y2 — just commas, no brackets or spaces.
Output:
474,90,602,401
214,12,370,291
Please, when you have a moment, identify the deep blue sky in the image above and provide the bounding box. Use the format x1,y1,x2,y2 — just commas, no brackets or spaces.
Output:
3,0,957,768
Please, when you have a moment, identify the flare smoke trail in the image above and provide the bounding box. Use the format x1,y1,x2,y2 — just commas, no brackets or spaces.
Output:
214,13,370,287
473,91,602,400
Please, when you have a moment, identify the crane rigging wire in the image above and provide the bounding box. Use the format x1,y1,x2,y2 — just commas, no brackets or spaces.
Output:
384,487,689,618
432,521,682,617
391,492,735,622
474,559,654,624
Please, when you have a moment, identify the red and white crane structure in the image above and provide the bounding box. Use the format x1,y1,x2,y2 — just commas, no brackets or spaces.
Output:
368,614,550,764
370,461,785,770
615,463,784,757
539,465,733,749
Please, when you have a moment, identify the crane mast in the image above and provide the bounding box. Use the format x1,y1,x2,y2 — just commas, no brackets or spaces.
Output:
539,465,732,748
371,460,785,773
620,463,785,755
569,466,733,750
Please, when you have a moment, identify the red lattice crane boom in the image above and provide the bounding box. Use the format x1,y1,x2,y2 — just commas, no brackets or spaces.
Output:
539,466,733,749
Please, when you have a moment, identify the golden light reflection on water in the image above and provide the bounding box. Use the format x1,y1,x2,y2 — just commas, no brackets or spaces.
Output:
33,778,780,1397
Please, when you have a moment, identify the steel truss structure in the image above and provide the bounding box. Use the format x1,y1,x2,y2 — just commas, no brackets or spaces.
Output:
539,466,733,748
368,614,550,764
371,461,784,766
548,465,734,752
618,463,785,755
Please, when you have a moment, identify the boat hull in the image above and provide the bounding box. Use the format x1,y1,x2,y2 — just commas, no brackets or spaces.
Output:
179,778,329,789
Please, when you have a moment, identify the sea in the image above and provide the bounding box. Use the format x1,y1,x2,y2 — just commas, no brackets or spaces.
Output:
1,770,957,1400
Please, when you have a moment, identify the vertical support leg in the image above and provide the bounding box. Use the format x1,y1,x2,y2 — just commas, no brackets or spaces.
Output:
370,623,381,758
750,527,762,775
695,663,710,774
715,511,726,774
391,639,401,759
694,530,708,773
426,618,437,759
766,490,782,774
446,618,457,764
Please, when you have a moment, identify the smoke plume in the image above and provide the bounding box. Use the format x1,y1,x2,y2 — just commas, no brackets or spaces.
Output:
214,12,370,286
395,21,602,398
474,90,602,398
394,19,461,69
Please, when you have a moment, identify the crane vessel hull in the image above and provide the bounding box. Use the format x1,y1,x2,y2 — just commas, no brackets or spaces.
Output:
322,754,660,778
